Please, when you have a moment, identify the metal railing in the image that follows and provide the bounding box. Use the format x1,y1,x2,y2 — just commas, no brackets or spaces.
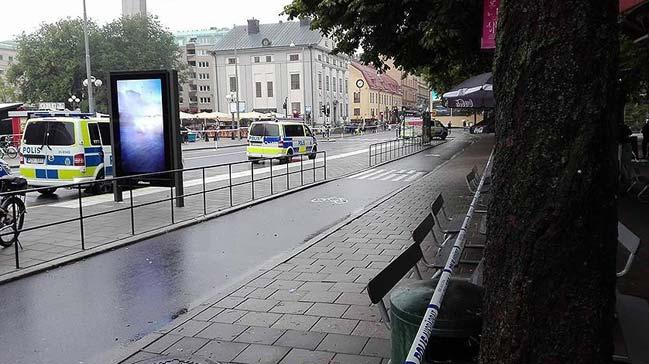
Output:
368,136,424,166
0,151,326,269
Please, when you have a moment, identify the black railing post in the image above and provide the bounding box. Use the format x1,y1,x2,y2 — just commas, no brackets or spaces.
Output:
286,160,289,190
129,179,135,235
77,184,85,250
229,164,233,207
170,184,175,224
313,154,316,183
300,156,304,186
13,199,19,269
270,159,274,194
369,145,372,166
251,162,255,200
324,152,327,180
202,168,207,215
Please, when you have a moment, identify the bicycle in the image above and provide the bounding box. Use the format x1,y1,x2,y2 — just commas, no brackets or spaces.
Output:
0,175,27,248
0,138,18,159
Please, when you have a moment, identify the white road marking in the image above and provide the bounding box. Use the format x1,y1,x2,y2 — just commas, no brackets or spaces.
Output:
405,172,425,182
380,174,398,181
369,170,396,180
347,169,379,179
47,147,369,209
391,174,410,182
356,169,386,180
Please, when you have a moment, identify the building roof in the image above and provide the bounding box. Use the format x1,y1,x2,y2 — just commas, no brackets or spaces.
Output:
352,61,402,95
0,41,17,50
212,20,323,51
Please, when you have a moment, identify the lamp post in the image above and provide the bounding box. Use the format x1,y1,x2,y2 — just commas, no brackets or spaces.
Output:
83,76,103,112
68,95,81,111
82,0,95,114
226,93,236,140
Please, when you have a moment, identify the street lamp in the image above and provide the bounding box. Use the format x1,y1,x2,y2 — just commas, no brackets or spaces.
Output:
82,0,95,114
68,95,81,111
83,76,103,88
226,93,236,140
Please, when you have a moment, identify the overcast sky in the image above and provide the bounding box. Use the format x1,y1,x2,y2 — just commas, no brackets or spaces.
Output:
0,0,290,41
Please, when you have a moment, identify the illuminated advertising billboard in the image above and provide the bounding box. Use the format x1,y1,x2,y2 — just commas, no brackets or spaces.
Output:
109,70,181,187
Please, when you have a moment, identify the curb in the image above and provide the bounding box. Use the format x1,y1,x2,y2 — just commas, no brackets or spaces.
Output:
0,143,438,285
182,142,247,152
109,138,471,364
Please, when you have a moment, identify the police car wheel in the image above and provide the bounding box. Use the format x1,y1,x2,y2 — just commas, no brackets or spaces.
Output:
38,188,57,195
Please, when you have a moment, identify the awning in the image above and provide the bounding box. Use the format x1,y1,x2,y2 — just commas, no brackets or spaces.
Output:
442,72,494,109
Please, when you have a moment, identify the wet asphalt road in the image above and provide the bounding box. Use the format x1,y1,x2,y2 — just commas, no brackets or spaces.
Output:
0,133,473,364
23,131,397,207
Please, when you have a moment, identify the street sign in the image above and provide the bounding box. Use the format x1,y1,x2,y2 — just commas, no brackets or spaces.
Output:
39,102,65,110
355,79,365,89
229,101,246,113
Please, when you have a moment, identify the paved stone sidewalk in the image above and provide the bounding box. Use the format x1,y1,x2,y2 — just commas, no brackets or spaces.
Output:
115,135,494,364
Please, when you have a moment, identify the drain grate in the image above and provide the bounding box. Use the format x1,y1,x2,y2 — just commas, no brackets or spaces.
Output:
133,355,218,364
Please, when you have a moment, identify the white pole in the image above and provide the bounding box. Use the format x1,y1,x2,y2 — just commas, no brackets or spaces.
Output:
82,0,94,114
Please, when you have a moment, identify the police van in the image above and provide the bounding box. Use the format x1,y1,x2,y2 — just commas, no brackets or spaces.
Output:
247,121,317,163
19,114,113,195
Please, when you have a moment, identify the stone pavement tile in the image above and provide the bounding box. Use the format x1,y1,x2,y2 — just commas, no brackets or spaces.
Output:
330,247,357,255
194,340,249,362
258,270,282,280
319,265,351,274
299,282,335,291
361,338,391,358
248,277,274,288
352,321,390,339
170,320,212,337
323,273,360,283
342,305,381,322
299,291,341,303
331,353,382,364
310,317,359,335
236,298,279,312
368,261,390,269
236,311,283,327
119,351,159,364
338,260,370,269
270,301,313,314
143,334,183,354
290,257,316,265
279,348,335,364
267,279,304,290
294,272,330,281
269,289,308,302
162,336,210,355
247,287,278,299
330,282,366,293
274,329,326,350
275,263,296,272
305,303,350,318
232,286,256,297
354,275,375,285
271,313,319,331
234,326,286,345
210,309,248,324
233,343,290,364
316,333,369,354
214,296,246,309
314,259,341,267
364,254,392,262
335,292,371,306
312,252,342,260
291,265,324,274
348,267,382,277
193,307,225,321
195,322,248,341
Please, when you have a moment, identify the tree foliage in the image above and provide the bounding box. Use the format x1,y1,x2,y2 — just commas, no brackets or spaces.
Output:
283,0,493,94
0,76,19,102
7,15,184,112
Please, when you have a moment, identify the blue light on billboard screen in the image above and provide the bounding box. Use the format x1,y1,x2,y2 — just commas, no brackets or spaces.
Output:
116,79,166,174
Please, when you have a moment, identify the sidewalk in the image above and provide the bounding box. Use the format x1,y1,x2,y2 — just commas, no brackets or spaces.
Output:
182,138,247,151
114,135,494,364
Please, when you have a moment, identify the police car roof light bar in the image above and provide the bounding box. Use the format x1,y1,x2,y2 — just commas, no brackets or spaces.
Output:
29,111,96,119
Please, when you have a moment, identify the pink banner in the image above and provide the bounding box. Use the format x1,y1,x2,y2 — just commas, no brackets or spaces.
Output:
481,0,499,49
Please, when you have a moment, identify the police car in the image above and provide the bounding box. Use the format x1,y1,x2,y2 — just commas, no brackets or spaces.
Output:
19,113,113,195
247,121,317,163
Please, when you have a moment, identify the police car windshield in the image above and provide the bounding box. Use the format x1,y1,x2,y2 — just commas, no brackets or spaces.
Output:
250,123,279,137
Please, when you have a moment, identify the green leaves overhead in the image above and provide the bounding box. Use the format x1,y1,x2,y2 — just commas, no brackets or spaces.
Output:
284,0,493,93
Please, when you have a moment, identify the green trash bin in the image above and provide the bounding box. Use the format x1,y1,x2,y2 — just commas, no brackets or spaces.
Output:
389,278,484,364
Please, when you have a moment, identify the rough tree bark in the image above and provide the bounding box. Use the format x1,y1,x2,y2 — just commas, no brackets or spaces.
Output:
481,1,619,363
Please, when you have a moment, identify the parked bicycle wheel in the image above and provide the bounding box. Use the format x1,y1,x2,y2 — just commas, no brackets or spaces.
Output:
5,146,18,159
0,196,26,247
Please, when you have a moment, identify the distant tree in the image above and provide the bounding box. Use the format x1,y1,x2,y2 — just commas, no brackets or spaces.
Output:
283,0,492,94
0,76,19,102
7,15,184,113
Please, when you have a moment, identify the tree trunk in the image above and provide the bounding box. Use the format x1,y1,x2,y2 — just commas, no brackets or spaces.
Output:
481,1,619,363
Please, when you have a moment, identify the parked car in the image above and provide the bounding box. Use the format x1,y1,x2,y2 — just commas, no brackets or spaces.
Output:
432,105,451,116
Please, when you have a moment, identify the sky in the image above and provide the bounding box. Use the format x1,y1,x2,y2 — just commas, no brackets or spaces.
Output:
0,0,290,41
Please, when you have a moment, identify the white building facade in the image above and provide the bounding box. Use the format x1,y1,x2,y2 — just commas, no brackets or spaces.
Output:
210,19,349,125
122,0,147,17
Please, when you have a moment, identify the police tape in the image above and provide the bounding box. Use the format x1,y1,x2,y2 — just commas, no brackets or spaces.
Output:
403,150,494,364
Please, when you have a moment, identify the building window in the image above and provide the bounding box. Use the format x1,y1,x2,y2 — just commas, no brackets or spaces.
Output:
267,81,274,97
289,54,300,61
8,56,13,62
290,74,300,90
325,56,329,63
199,97,211,103
265,55,272,62
198,85,211,91
345,81,348,94
198,73,210,80
229,76,237,92
198,61,210,68
318,74,322,90
354,92,360,103
325,76,329,91
227,57,236,64
332,77,336,93
317,54,322,61
0,55,3,60
354,108,361,116
339,78,343,93
291,102,301,114
253,56,260,63
319,101,322,116
255,82,262,98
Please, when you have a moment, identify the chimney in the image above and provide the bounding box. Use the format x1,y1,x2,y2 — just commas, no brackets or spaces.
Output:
247,18,260,34
299,17,311,27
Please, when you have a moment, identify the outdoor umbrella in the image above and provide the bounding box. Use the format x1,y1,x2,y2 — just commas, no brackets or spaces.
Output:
442,72,494,109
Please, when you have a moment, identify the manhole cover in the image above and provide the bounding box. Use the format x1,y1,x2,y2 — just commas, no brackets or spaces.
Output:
134,355,218,364
311,196,349,205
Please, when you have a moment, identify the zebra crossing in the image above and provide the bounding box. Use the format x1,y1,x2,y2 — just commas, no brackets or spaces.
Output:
347,168,427,182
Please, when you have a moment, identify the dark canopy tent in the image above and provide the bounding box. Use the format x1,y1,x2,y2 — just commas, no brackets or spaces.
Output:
442,72,494,109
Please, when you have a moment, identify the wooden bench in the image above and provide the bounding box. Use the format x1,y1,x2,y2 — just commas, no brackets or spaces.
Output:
431,193,465,235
